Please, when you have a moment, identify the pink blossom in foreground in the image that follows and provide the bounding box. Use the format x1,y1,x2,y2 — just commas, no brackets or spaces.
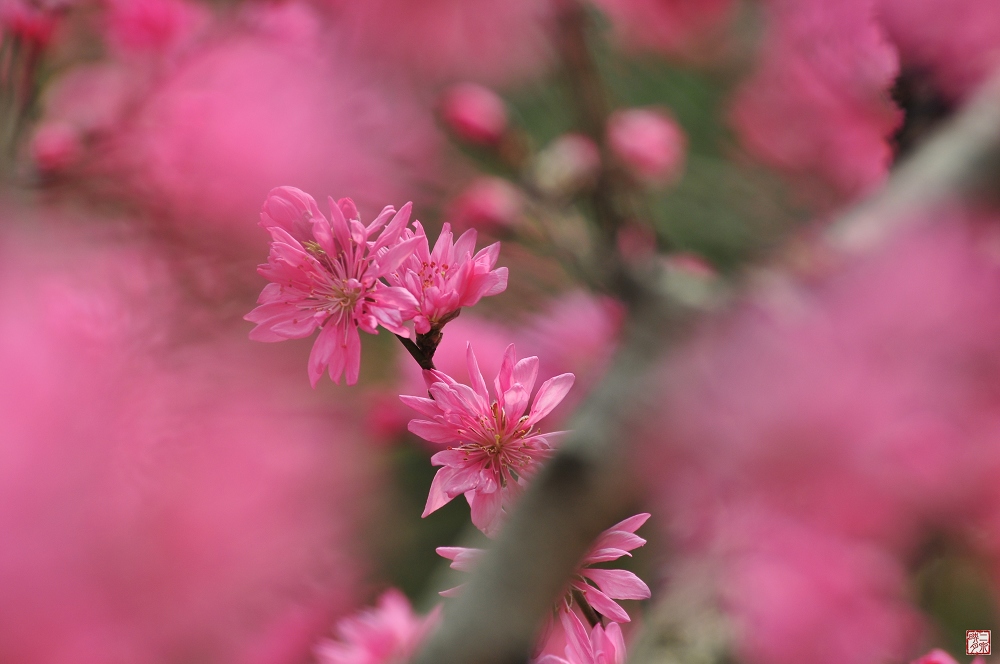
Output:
607,107,686,185
440,83,508,146
403,343,574,535
245,187,420,386
0,215,374,663
386,222,508,335
536,611,626,664
437,513,650,623
314,589,440,664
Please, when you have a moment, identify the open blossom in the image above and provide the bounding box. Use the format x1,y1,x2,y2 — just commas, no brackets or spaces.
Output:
315,589,440,664
402,343,574,535
245,187,420,386
437,513,650,624
536,611,627,664
386,222,508,335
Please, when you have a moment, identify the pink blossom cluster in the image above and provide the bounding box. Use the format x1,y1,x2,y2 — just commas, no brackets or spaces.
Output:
245,186,507,386
640,219,1000,664
436,513,650,661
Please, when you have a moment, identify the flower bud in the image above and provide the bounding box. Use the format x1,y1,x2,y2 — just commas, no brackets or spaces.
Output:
30,121,82,172
439,83,508,146
448,177,523,231
533,133,601,197
607,107,686,184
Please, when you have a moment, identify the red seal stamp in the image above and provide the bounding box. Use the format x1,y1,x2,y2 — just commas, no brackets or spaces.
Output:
968,630,991,656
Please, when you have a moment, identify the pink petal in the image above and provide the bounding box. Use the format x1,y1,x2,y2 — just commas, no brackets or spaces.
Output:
399,394,441,418
423,465,479,517
466,343,490,403
581,569,650,600
580,585,631,623
372,202,413,253
560,609,594,664
526,373,575,426
435,546,484,572
468,487,503,536
512,355,539,395
605,513,651,537
408,420,462,445
305,323,338,387
343,324,362,385
494,343,518,401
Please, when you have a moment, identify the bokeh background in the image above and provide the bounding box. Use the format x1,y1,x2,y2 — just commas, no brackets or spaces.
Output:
3,0,1000,662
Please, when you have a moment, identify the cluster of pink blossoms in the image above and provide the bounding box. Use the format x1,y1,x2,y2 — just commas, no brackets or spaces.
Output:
435,514,649,663
247,189,649,664
245,186,508,386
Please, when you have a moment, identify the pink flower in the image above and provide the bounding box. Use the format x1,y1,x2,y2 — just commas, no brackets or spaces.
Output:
437,513,651,623
29,120,82,172
402,343,575,535
912,650,959,664
245,187,421,386
387,222,508,335
607,107,686,185
314,589,440,664
440,83,508,146
536,611,627,664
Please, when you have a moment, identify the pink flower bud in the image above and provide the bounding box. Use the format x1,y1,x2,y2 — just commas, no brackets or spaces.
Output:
607,107,686,184
448,177,523,231
0,1,59,46
533,133,601,197
439,83,508,145
29,121,82,172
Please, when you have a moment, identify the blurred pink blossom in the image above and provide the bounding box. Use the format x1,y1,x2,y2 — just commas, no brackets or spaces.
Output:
403,343,574,535
102,0,208,57
324,0,555,85
607,107,686,185
640,219,1000,664
314,589,440,664
729,0,901,206
105,9,443,254
440,83,509,146
447,177,524,232
0,0,60,45
245,187,421,386
0,214,376,664
29,119,82,171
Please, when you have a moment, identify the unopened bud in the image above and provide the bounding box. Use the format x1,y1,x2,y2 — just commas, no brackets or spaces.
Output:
533,133,601,197
30,121,82,172
607,107,686,185
440,83,508,146
448,177,523,231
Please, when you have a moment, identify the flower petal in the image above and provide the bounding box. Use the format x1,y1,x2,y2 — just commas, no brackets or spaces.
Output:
526,373,576,426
